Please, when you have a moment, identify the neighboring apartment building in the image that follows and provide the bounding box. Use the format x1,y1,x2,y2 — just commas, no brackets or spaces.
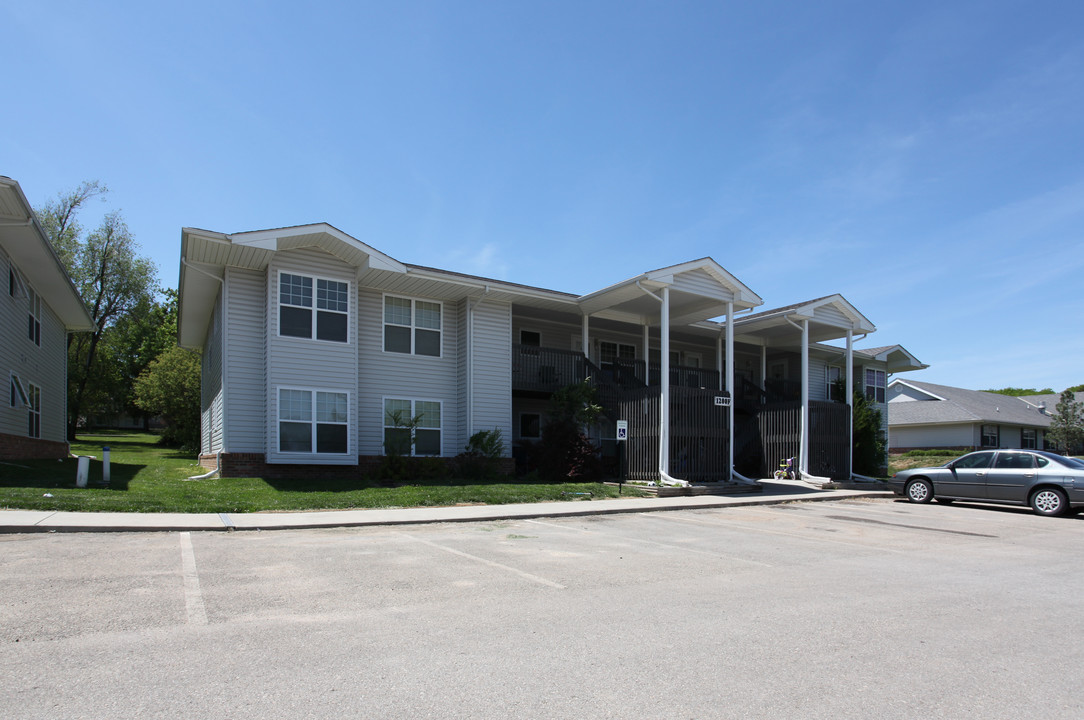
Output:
178,223,924,483
887,379,1053,452
0,177,95,459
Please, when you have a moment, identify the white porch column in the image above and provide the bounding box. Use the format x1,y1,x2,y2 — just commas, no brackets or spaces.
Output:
581,314,590,361
846,329,854,478
800,318,809,475
659,287,671,476
726,302,735,477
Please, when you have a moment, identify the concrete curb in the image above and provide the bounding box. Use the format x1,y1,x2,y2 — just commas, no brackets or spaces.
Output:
0,488,892,534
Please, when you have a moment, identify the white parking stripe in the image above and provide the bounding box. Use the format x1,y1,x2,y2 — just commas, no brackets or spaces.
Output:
397,532,566,589
524,518,773,567
179,532,208,625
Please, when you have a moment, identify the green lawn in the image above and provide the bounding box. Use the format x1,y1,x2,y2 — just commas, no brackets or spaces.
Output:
0,432,642,513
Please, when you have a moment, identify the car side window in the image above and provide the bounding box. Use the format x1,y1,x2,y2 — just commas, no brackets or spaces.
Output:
954,452,994,469
1035,456,1049,468
994,452,1034,470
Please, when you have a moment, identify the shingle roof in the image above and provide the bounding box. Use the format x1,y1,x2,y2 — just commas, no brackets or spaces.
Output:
888,380,1052,428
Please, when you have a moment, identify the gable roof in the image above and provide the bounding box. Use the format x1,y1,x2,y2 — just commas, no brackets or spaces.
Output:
1017,392,1084,416
734,294,877,346
0,177,94,331
888,379,1051,429
178,224,772,348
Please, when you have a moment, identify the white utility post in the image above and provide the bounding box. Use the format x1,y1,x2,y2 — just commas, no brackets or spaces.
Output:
725,301,735,478
846,328,854,478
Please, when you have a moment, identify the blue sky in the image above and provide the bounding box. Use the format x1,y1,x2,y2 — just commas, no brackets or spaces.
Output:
5,1,1083,392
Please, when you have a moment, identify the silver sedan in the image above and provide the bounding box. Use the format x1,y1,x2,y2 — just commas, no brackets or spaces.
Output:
889,449,1084,517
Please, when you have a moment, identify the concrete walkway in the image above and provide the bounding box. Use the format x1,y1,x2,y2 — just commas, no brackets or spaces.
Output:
0,481,892,533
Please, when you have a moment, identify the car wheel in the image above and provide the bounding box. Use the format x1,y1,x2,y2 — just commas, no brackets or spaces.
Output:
936,498,954,505
1030,487,1069,517
906,479,933,504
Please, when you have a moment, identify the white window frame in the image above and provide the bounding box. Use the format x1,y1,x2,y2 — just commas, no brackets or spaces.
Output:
382,294,443,358
383,397,443,456
277,271,350,343
9,373,30,408
864,368,886,403
9,265,27,299
27,382,41,438
826,366,843,401
276,387,351,455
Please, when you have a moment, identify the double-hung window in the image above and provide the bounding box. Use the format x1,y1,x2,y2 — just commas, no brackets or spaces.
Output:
864,369,886,403
384,296,441,357
278,388,349,454
383,398,441,456
981,425,999,448
10,373,30,409
27,383,41,438
1022,428,1037,449
826,367,843,401
279,272,349,343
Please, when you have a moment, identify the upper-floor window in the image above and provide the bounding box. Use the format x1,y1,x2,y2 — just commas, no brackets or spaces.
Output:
601,341,636,366
384,295,441,357
278,388,349,454
279,272,349,343
28,286,41,346
864,368,886,403
826,367,843,401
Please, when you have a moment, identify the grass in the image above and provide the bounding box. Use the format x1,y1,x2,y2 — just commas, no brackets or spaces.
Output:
0,431,644,513
888,451,961,475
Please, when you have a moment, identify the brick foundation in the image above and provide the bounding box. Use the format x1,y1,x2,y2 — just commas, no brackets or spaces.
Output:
0,432,70,460
199,453,516,479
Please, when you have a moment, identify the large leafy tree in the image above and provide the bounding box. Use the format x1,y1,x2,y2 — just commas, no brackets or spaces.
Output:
1047,390,1084,455
133,346,201,450
35,183,158,438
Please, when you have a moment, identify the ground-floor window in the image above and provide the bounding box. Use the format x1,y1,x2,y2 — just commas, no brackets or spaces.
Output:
278,388,349,454
384,398,441,456
27,382,40,438
1022,428,1037,449
519,413,541,440
981,424,999,448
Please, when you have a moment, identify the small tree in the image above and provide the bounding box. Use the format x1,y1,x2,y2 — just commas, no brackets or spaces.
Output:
852,390,886,476
133,346,201,450
1047,390,1084,454
532,379,604,480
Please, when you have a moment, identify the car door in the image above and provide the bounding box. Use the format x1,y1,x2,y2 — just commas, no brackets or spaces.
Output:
939,451,994,499
985,451,1036,503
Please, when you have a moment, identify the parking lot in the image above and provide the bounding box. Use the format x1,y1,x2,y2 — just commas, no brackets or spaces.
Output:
3,498,1082,719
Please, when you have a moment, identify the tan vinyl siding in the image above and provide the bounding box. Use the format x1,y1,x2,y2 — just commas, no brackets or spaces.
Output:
268,249,358,464
358,286,458,456
1,250,69,443
200,291,224,454
671,268,734,301
813,304,851,327
224,268,266,453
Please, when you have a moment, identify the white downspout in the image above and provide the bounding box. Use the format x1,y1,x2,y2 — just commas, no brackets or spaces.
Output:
727,304,757,485
781,314,830,485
